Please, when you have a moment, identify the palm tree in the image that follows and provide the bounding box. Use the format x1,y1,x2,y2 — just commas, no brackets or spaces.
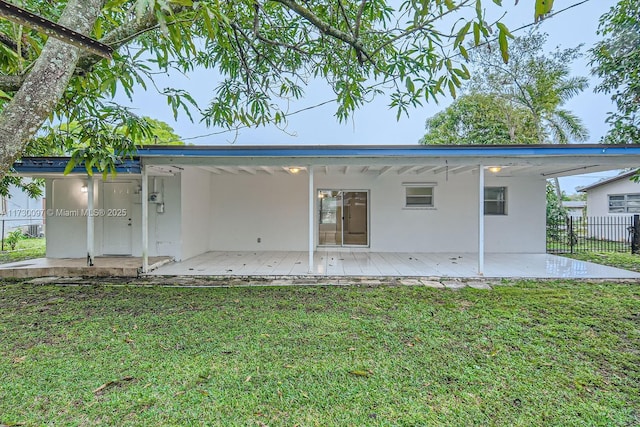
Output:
468,33,590,197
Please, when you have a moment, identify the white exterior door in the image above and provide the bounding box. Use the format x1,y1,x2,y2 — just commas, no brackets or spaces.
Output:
102,182,133,255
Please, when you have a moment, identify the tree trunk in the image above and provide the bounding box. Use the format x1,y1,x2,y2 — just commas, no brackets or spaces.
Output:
554,176,563,205
0,0,104,179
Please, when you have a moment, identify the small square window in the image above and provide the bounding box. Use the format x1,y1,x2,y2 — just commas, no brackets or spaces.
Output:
485,187,507,215
404,186,434,208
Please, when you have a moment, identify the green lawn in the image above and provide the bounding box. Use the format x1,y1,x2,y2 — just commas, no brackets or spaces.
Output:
563,251,640,273
0,237,45,264
1,282,638,426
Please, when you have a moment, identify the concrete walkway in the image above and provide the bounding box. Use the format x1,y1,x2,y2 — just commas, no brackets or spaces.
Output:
22,275,495,289
0,256,171,278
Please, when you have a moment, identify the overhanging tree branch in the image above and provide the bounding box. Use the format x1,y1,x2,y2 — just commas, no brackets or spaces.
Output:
272,0,367,59
0,3,189,93
0,0,112,58
0,0,104,179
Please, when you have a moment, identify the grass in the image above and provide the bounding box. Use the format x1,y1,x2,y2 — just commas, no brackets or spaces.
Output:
0,281,638,426
563,251,640,273
0,237,45,264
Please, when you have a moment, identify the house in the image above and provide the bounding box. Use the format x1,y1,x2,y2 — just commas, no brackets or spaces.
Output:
0,181,45,239
12,144,640,276
562,200,586,218
578,169,640,241
578,169,640,216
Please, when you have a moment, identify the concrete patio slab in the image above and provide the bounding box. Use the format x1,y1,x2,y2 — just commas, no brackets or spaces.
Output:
150,251,640,280
3,251,640,280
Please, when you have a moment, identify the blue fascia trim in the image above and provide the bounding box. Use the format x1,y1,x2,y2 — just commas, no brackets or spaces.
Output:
135,144,640,158
12,158,141,174
12,145,640,173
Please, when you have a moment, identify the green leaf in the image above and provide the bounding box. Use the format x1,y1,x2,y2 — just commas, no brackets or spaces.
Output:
535,0,554,22
406,77,415,93
498,30,509,63
201,7,216,39
453,67,470,80
496,22,513,39
0,89,12,100
454,22,471,48
448,80,457,98
94,18,103,39
63,158,77,175
86,158,96,176
459,45,469,60
169,0,193,6
473,22,481,46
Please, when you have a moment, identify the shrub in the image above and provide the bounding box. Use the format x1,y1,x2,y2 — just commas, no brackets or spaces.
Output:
4,229,24,251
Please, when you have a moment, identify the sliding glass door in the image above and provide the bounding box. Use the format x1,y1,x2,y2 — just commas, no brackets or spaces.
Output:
318,190,369,247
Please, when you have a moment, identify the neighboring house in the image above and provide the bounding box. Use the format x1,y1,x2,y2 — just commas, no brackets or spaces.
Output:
0,182,45,238
562,200,586,218
579,169,640,216
12,144,640,274
578,169,640,241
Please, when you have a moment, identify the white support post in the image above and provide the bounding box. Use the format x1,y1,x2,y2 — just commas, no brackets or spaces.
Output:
478,164,485,276
86,175,94,266
308,166,314,274
142,164,149,273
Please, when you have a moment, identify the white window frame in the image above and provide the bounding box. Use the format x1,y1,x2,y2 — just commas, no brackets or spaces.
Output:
484,186,507,216
403,182,436,209
608,193,640,213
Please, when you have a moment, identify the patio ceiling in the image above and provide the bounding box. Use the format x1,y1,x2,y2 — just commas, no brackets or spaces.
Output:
186,163,615,178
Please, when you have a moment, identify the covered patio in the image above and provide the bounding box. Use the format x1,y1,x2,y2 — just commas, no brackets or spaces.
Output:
11,144,640,280
150,251,640,279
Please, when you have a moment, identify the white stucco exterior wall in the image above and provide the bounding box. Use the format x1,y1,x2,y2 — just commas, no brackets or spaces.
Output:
43,167,547,259
181,168,212,260
586,178,640,217
484,176,546,253
145,174,182,259
209,172,309,251
205,168,546,254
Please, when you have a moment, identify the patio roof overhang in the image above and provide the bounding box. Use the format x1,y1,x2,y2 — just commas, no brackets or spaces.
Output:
134,144,640,179
13,144,640,179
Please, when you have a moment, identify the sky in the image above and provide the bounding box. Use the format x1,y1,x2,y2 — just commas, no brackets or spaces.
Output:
117,0,620,193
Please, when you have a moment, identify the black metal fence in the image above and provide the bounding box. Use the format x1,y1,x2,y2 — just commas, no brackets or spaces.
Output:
547,215,640,254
